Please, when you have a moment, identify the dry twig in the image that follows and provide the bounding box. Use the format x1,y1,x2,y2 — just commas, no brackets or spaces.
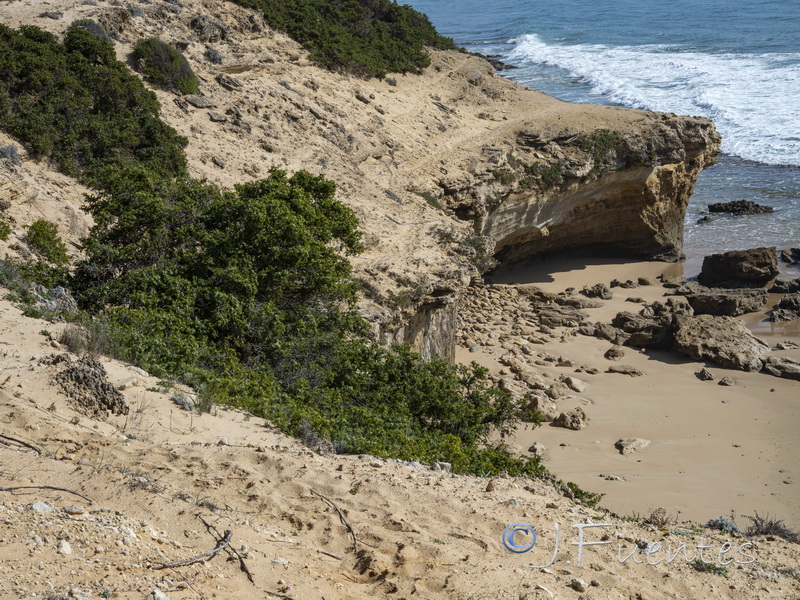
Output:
0,434,42,454
196,513,256,584
155,529,232,570
0,484,92,503
311,489,358,552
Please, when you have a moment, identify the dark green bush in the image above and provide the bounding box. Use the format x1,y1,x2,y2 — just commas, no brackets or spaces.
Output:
25,220,69,265
68,18,111,42
131,37,200,94
70,166,542,477
0,24,188,182
231,0,457,78
0,220,10,241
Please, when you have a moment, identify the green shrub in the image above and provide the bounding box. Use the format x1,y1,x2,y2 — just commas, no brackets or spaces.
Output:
565,481,604,508
25,220,69,265
68,18,111,42
690,559,728,576
0,220,10,241
231,0,456,78
0,24,187,182
69,167,548,478
131,37,199,94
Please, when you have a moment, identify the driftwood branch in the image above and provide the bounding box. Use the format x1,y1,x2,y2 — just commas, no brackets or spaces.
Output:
0,434,42,454
316,549,342,560
155,529,232,570
0,485,92,503
311,489,358,553
196,513,256,584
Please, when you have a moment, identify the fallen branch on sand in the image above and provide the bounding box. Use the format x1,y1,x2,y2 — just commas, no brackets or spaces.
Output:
0,484,92,503
0,433,42,454
311,489,358,553
195,513,256,584
155,529,232,570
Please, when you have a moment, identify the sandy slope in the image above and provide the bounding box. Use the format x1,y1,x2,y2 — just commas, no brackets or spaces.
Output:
1,295,799,600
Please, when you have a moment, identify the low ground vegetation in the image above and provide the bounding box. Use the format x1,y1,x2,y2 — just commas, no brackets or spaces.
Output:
232,0,457,78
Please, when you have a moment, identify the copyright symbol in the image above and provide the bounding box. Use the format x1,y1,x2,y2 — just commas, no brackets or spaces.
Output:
502,522,537,553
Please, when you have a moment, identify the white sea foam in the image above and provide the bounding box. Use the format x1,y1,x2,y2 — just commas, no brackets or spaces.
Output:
507,34,800,167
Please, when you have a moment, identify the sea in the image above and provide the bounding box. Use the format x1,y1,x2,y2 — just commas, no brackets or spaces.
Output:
406,0,800,271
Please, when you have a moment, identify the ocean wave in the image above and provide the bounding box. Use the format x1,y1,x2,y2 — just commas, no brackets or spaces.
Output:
507,34,800,167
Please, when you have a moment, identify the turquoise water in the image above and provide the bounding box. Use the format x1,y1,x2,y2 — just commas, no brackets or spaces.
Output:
407,0,800,260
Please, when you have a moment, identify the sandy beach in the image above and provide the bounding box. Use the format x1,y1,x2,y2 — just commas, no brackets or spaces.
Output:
454,256,800,529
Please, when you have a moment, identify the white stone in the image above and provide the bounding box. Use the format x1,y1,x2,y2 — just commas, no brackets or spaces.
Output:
615,438,651,455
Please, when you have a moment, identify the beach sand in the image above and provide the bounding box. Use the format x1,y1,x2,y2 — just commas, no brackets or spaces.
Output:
456,257,800,529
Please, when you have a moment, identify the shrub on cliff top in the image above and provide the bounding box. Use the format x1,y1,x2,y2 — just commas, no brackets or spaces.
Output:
0,24,187,182
131,37,200,94
230,0,457,78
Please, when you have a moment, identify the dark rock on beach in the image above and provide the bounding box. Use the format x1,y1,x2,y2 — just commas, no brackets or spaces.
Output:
697,247,779,288
674,282,768,316
581,283,612,300
611,311,674,348
770,277,800,294
707,200,773,215
770,293,800,322
780,248,800,264
763,356,800,381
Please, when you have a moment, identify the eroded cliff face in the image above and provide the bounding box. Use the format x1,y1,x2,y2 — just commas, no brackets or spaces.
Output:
432,115,720,266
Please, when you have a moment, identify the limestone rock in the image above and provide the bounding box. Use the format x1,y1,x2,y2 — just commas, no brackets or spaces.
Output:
31,501,53,514
763,356,800,381
673,315,770,372
696,368,715,381
676,282,768,316
527,442,546,456
184,94,214,108
571,578,589,592
611,311,674,348
216,73,242,91
607,365,644,377
604,346,625,361
581,283,612,300
562,376,588,393
554,407,587,430
615,438,650,455
33,285,78,314
51,355,129,417
525,392,559,421
718,376,735,386
779,248,800,264
770,277,800,294
554,295,604,309
770,293,800,322
697,247,779,288
537,305,588,328
190,14,227,42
